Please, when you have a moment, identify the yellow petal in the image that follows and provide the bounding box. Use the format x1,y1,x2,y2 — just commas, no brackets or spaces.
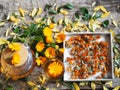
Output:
27,81,36,87
91,82,96,90
37,7,42,16
101,12,110,18
73,82,80,90
60,9,68,15
100,6,108,13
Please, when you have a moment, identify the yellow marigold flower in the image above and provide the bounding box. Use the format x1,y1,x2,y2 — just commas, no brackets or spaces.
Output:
46,36,53,43
55,45,59,49
101,12,110,18
48,61,63,77
11,52,20,65
60,9,68,15
35,42,45,52
43,27,52,36
36,56,46,66
49,23,56,29
45,47,56,58
59,48,64,54
55,33,66,43
8,43,20,51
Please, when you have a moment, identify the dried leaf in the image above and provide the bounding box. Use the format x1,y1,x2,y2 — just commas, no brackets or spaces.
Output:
113,86,120,90
9,15,19,23
56,82,60,87
5,28,10,37
58,18,63,25
34,18,42,23
79,82,86,86
91,82,96,90
33,87,39,90
0,21,5,27
101,12,110,18
27,81,36,87
73,82,80,90
111,16,118,27
46,88,49,90
103,85,108,90
0,38,9,45
99,6,108,13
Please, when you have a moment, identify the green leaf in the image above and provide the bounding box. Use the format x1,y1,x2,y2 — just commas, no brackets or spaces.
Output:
51,17,57,23
5,85,14,90
82,14,91,21
80,7,88,15
75,12,80,19
13,27,22,34
49,10,57,14
57,6,62,13
47,43,56,48
44,4,52,11
92,14,101,20
113,46,119,54
63,3,73,10
101,20,109,28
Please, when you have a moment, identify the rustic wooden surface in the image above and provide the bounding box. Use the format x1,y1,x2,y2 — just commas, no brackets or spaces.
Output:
0,0,120,90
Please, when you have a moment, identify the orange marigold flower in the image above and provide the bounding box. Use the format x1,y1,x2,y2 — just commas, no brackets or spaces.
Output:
36,56,46,66
11,52,20,65
55,33,66,43
46,36,53,43
48,61,63,78
43,27,52,36
59,48,64,54
35,42,45,52
8,43,20,51
45,47,56,58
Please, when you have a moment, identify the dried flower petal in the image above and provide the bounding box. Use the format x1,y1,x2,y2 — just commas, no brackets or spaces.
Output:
60,9,68,15
36,7,42,16
73,82,80,90
91,82,96,90
101,12,110,18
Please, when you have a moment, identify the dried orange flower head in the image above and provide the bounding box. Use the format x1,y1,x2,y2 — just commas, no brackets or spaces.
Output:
48,61,63,78
46,36,53,43
35,41,45,52
43,27,52,37
55,33,66,43
11,52,20,65
45,47,56,58
8,43,20,51
36,56,46,66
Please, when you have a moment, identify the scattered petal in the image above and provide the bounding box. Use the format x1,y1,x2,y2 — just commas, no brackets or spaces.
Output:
18,7,27,17
27,81,36,87
58,18,63,25
29,8,37,17
113,86,120,90
73,82,80,90
36,7,43,16
109,30,115,37
103,85,108,90
105,81,113,87
0,38,9,45
39,75,47,84
5,28,10,37
34,18,42,23
101,12,110,18
99,6,108,13
60,9,68,15
91,82,96,90
0,21,5,27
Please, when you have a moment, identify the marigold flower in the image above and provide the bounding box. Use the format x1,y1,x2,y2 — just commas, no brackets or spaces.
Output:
9,43,20,51
46,36,53,43
55,33,66,43
48,61,63,77
36,56,46,66
59,48,64,54
35,42,45,52
43,27,52,36
45,47,56,58
11,52,20,65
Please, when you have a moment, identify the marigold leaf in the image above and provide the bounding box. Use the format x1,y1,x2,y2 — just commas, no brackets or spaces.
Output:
101,20,109,28
75,12,80,19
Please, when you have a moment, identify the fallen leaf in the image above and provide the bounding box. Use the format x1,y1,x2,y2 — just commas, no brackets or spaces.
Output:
27,81,36,87
99,6,108,13
5,28,10,36
73,82,80,90
34,18,42,23
103,85,108,90
60,9,68,15
33,86,39,90
18,7,27,17
37,7,43,16
39,75,46,84
113,86,120,90
0,38,9,45
0,21,5,27
91,82,96,90
29,8,37,17
105,81,113,87
101,12,110,18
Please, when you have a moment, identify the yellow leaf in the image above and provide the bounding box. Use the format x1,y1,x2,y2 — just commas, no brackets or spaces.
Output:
60,9,68,15
109,30,115,37
73,82,80,90
101,12,110,18
27,81,36,87
103,85,108,90
91,82,96,90
36,7,42,16
0,21,5,27
94,6,100,11
100,6,108,13
29,8,37,17
39,75,46,84
113,86,120,90
18,7,27,17
33,87,39,90
105,81,113,87
0,38,9,45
